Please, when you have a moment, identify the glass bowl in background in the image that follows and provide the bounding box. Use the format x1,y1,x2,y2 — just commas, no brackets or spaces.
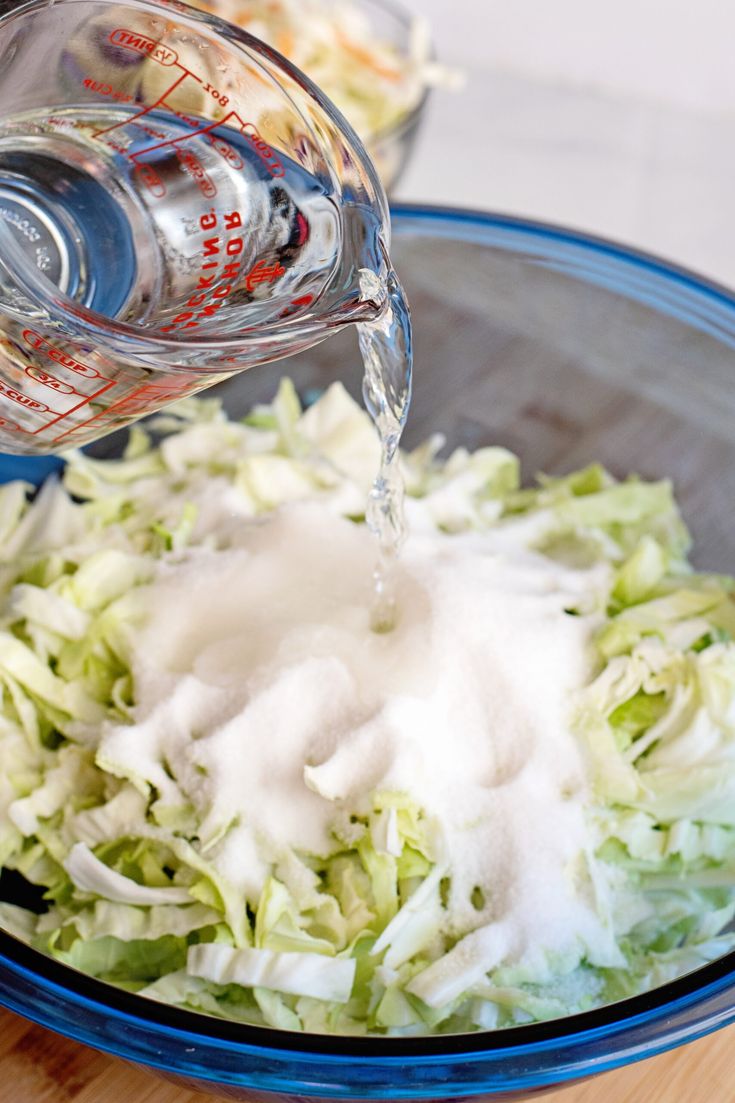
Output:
185,0,437,191
2,206,735,1100
345,0,433,191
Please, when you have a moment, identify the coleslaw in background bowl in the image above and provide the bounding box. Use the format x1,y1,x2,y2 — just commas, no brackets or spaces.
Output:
185,0,460,190
1,206,735,1100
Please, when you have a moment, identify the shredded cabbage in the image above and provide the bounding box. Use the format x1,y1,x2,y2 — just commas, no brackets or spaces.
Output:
189,0,462,170
0,380,733,1036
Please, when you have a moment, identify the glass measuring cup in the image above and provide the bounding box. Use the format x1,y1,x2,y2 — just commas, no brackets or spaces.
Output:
0,0,393,454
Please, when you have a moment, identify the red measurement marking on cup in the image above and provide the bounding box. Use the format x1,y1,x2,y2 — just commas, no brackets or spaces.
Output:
51,375,203,444
32,378,119,435
0,380,50,413
209,134,244,171
133,162,167,198
91,70,194,140
169,106,244,170
22,331,102,379
82,78,135,105
175,147,217,198
0,333,120,436
240,123,285,178
108,29,179,66
24,367,77,395
129,114,284,179
81,38,257,181
79,81,245,176
131,119,169,142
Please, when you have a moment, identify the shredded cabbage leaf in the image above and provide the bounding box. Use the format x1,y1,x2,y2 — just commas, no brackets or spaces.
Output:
189,0,462,156
0,379,733,1036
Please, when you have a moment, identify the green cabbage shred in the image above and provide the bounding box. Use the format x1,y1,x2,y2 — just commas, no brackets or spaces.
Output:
0,380,733,1035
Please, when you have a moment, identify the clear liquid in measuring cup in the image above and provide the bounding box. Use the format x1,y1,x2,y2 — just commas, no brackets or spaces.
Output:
0,104,346,333
0,103,413,628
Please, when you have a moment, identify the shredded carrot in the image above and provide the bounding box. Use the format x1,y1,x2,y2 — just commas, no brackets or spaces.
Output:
181,0,453,158
335,30,403,82
276,30,295,56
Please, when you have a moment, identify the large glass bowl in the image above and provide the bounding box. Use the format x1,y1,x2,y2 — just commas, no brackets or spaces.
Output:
1,206,735,1100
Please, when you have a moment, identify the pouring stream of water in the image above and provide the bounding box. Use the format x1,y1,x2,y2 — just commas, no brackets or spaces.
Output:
357,264,413,632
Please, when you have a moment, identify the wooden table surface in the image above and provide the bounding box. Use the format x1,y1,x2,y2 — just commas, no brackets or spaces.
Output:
0,1007,733,1103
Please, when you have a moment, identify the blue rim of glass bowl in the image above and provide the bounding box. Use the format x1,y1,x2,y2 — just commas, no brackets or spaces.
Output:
1,204,735,1098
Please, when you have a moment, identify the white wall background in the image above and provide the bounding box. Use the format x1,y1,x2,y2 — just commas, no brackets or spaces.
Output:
393,0,735,287
401,0,735,113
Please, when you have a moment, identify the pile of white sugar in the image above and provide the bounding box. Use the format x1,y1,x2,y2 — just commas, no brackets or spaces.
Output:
100,499,620,996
